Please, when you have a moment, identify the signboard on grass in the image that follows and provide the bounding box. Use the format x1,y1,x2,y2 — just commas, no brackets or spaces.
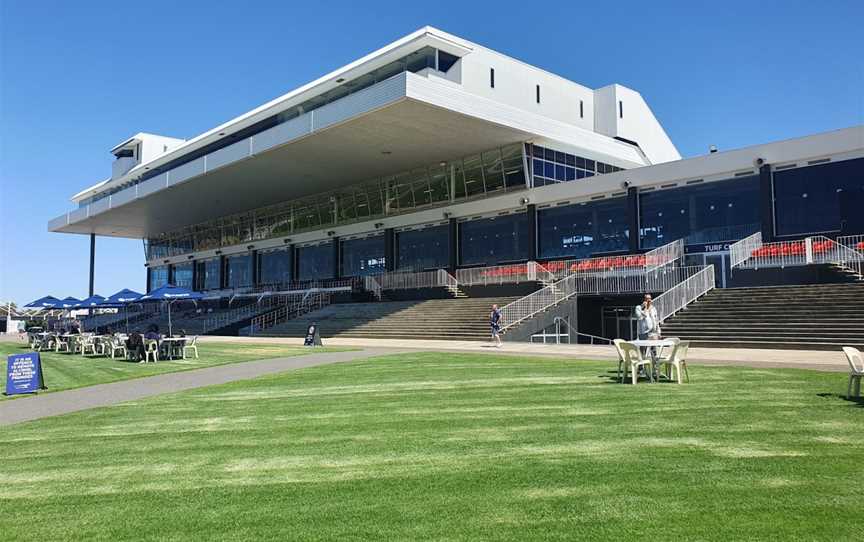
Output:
5,352,46,395
304,324,322,347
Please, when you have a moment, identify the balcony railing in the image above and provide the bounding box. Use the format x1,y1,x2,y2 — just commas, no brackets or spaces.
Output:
456,262,547,287
543,239,683,279
731,233,864,271
501,274,577,331
652,265,715,323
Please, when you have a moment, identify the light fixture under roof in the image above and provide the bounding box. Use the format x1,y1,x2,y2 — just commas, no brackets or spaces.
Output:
335,77,345,83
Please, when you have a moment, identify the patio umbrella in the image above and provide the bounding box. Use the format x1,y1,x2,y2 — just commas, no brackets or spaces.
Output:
58,297,82,310
133,284,202,336
99,289,143,333
73,294,105,309
22,295,60,309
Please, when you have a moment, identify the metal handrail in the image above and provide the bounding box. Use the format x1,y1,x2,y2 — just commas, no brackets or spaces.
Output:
652,265,715,322
246,292,331,335
501,274,577,331
838,234,864,254
643,238,684,271
456,262,537,287
730,231,762,269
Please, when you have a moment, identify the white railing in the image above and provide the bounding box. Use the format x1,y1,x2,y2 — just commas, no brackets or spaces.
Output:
838,234,864,254
643,238,684,270
500,274,577,331
364,275,382,300
811,235,864,277
569,264,703,296
200,294,299,334
730,231,762,269
456,262,536,286
653,265,715,323
373,269,459,291
245,292,331,335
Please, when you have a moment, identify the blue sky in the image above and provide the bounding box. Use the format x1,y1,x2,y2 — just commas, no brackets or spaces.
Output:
1,0,862,305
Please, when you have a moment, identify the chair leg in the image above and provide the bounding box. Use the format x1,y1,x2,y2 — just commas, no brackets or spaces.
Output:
849,376,854,400
855,376,862,399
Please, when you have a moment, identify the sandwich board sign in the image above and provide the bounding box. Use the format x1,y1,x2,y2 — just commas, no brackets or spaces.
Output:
304,324,322,347
5,352,47,395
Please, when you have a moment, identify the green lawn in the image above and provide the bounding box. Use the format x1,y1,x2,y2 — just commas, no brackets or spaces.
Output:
1,341,348,398
1,352,862,540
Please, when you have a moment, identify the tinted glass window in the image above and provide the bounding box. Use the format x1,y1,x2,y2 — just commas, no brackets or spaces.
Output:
538,198,629,259
298,243,334,281
639,177,760,248
224,254,253,288
148,266,169,292
257,248,292,286
172,263,194,290
774,158,864,236
195,258,221,290
341,235,386,277
459,213,530,266
397,225,450,271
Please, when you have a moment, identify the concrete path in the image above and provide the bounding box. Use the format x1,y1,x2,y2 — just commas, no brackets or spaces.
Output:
0,348,401,427
201,335,850,372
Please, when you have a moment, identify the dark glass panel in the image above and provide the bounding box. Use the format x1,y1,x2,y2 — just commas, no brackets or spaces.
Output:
459,213,530,266
537,197,629,259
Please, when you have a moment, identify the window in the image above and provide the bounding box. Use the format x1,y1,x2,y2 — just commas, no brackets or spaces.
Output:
459,213,530,266
538,198,629,259
148,266,170,292
437,50,459,72
490,68,495,88
529,144,622,187
619,100,623,118
397,225,450,271
579,100,584,119
638,176,760,249
536,85,540,104
172,262,194,290
194,258,221,291
224,254,253,288
257,248,292,286
774,158,864,236
297,242,334,281
340,235,386,277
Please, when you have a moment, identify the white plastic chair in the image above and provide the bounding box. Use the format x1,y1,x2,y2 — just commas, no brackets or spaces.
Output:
612,339,627,383
56,337,69,353
143,340,159,363
842,347,864,399
182,336,199,360
619,342,654,385
109,337,128,360
659,341,691,384
80,335,98,356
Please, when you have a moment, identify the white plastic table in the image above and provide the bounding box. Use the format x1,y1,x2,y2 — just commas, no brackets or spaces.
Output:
629,339,676,381
160,337,187,360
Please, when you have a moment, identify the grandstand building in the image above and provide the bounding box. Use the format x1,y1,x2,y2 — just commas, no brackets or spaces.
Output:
49,27,864,347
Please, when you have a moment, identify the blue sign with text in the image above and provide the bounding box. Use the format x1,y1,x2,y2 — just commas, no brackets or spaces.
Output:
5,352,45,395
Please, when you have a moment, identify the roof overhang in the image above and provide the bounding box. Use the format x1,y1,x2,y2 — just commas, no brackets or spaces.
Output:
50,71,646,238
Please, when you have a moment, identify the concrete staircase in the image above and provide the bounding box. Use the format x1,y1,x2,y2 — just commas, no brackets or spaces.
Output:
255,296,521,341
661,282,864,350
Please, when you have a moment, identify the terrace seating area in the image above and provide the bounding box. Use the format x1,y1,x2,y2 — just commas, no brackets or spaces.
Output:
748,239,834,259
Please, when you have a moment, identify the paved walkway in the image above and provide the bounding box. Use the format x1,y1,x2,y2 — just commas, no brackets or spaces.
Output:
0,348,400,427
202,335,851,372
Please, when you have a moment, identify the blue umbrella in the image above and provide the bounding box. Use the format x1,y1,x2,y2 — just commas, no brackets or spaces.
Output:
58,297,82,310
133,284,202,336
23,295,61,309
74,295,105,309
97,289,144,333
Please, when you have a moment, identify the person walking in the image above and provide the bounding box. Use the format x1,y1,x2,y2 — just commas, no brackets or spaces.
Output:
490,304,503,348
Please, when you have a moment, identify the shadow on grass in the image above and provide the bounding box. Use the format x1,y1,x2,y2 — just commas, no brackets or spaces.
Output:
816,392,864,407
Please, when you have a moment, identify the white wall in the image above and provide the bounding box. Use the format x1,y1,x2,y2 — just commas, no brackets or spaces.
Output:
594,84,681,164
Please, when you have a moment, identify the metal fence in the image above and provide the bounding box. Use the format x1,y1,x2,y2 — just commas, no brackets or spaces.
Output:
456,262,538,287
245,292,331,335
543,239,684,279
653,265,715,323
500,274,577,331
643,238,684,270
730,231,762,269
731,233,864,272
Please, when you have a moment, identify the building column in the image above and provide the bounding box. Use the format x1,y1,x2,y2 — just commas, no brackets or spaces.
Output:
448,218,458,271
384,228,396,271
191,259,199,291
145,267,152,293
627,187,640,253
332,238,341,279
526,204,538,261
290,244,298,283
219,255,227,289
89,233,96,296
250,250,259,286
759,164,775,242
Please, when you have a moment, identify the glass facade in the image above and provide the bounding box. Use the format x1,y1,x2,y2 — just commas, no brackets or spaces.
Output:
257,248,292,286
148,265,169,292
172,262,194,290
297,243,334,281
195,258,221,291
224,253,254,289
537,197,629,259
774,158,864,236
459,213,530,266
639,177,760,249
397,224,450,271
146,143,527,260
341,235,386,277
528,144,623,187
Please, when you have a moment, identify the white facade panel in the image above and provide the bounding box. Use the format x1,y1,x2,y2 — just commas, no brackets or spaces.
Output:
312,73,407,131
89,198,109,215
251,115,313,154
206,140,252,172
168,157,206,186
48,214,68,231
137,174,168,198
110,187,137,208
69,207,88,223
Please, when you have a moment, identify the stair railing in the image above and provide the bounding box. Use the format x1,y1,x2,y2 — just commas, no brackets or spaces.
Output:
652,265,715,323
530,262,556,286
364,275,382,300
810,235,864,277
644,238,684,271
456,262,536,287
730,232,762,269
246,292,331,335
363,269,461,297
838,234,864,255
500,274,577,331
